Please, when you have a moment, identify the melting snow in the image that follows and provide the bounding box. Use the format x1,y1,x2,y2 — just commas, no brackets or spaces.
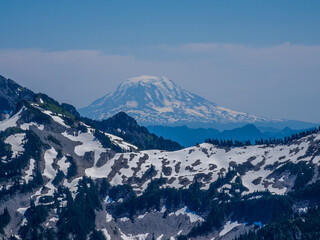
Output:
17,207,28,215
20,122,44,131
63,177,82,196
43,148,58,179
156,234,163,240
0,107,24,131
101,229,112,240
137,212,147,219
4,133,26,158
84,132,317,195
169,207,204,223
106,212,113,223
23,158,35,183
57,156,70,175
119,217,130,222
62,131,104,165
43,110,69,128
219,221,242,237
49,217,59,222
105,133,138,151
119,229,149,240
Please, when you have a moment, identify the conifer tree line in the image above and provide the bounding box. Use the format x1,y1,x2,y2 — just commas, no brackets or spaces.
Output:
205,126,320,147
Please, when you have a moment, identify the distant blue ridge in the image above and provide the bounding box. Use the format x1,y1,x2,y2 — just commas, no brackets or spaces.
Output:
147,124,315,147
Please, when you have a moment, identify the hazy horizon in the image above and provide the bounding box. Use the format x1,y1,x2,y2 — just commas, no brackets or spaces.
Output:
0,1,319,122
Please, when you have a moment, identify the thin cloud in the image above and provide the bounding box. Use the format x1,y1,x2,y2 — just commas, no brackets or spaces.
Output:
153,43,245,53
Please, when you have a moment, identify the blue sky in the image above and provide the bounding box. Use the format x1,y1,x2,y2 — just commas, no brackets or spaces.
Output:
1,1,320,50
0,1,320,122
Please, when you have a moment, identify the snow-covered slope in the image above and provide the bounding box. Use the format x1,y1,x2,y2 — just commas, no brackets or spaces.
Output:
1,75,320,240
6,101,319,196
79,75,270,126
85,131,320,195
1,101,320,239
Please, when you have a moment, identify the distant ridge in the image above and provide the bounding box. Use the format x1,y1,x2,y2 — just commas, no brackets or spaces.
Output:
79,75,318,129
147,124,307,147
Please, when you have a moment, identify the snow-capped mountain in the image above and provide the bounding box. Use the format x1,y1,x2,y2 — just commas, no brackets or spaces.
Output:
1,75,320,240
1,91,320,239
79,75,270,126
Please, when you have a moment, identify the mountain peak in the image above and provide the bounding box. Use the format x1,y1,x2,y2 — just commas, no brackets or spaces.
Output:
79,76,268,125
0,75,35,120
118,75,177,92
124,75,169,84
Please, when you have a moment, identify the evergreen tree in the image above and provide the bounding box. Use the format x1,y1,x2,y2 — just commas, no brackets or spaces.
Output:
0,208,10,234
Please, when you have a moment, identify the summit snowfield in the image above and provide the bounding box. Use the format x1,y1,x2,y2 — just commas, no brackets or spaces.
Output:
79,75,270,126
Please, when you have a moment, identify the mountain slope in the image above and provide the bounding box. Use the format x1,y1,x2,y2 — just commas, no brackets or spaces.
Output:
1,75,320,240
83,112,182,151
85,130,320,195
79,75,319,129
78,75,268,126
2,98,320,239
0,75,35,120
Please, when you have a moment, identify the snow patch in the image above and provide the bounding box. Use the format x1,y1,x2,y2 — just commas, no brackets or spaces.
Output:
119,217,130,222
49,217,59,222
23,158,35,183
43,110,70,128
119,228,149,240
57,156,70,175
169,207,204,223
43,148,58,179
0,107,24,131
106,212,113,223
219,221,242,237
156,234,163,240
62,131,105,164
63,177,82,195
17,207,28,215
4,133,26,158
101,228,112,240
137,212,147,219
20,122,44,130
